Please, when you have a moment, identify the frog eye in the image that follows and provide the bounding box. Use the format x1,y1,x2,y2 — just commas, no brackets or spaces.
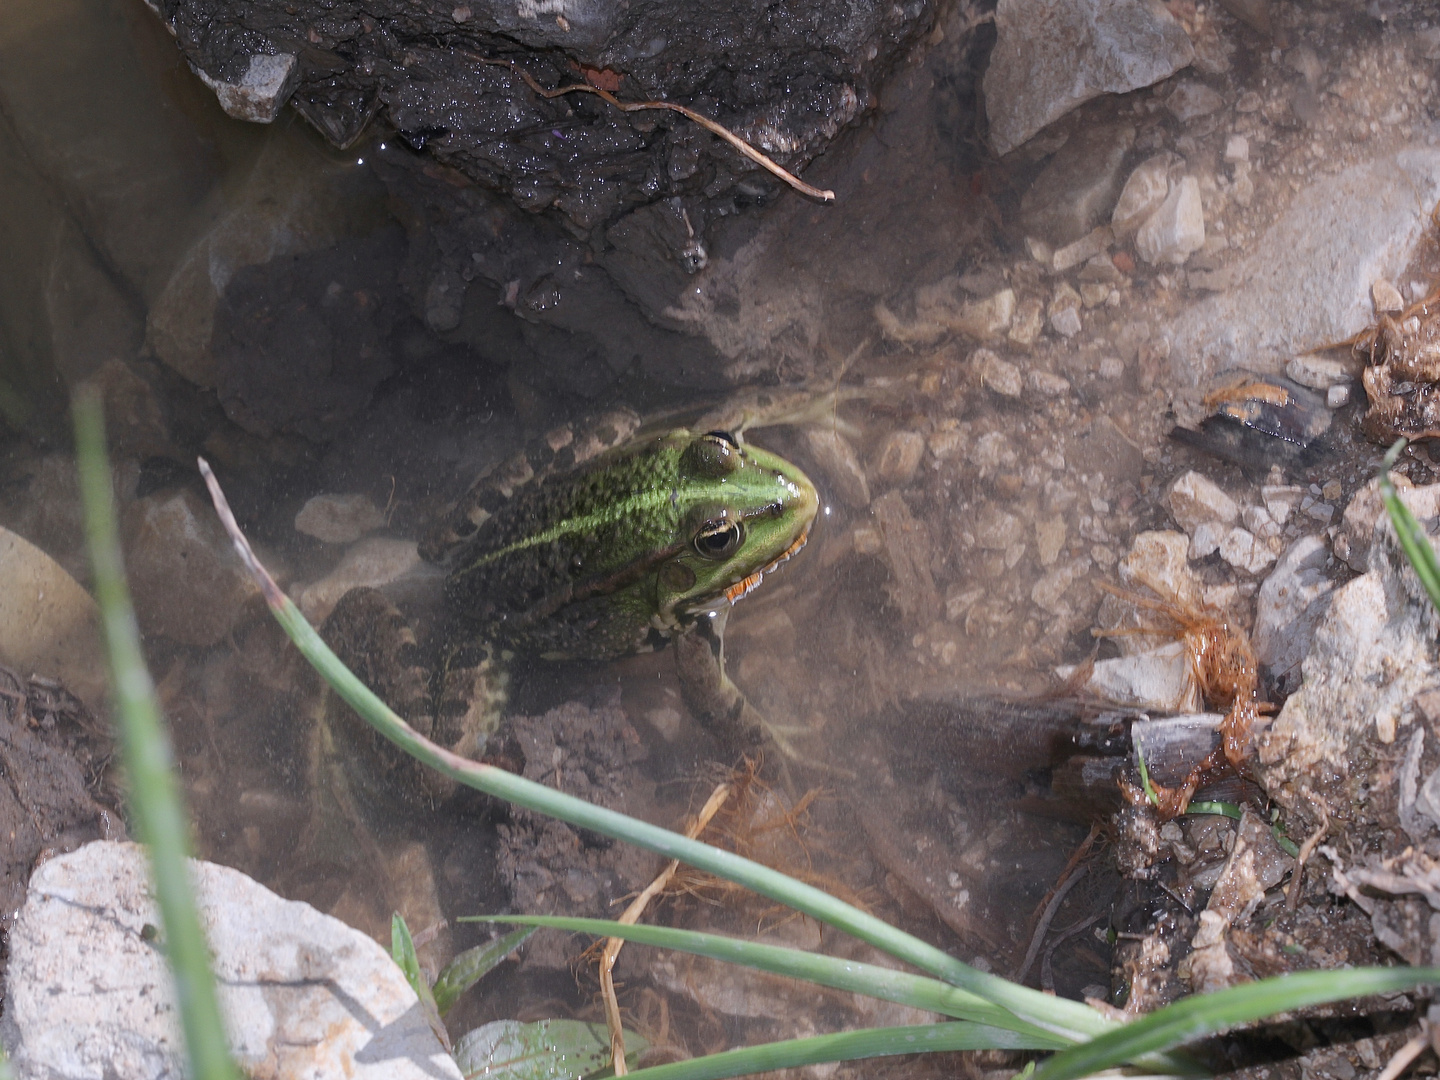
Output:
693,519,745,560
683,432,742,477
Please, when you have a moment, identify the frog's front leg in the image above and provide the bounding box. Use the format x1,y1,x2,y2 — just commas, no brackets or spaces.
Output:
673,608,768,753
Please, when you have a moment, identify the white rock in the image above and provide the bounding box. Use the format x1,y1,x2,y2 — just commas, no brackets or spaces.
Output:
1168,471,1239,533
976,349,1023,397
1218,526,1277,575
0,527,107,710
1111,155,1173,238
1327,384,1350,408
1224,134,1250,163
0,841,459,1080
1026,369,1071,396
1166,81,1225,122
1372,277,1406,313
1285,353,1358,390
1008,297,1045,346
1242,504,1277,538
983,0,1194,155
123,489,260,647
192,53,300,124
1120,530,1202,607
974,506,1025,550
1061,641,1201,712
1048,282,1083,338
1168,148,1440,382
295,493,386,544
1052,227,1112,273
1135,176,1205,266
1253,535,1335,691
297,537,425,623
1261,484,1305,525
1189,520,1227,559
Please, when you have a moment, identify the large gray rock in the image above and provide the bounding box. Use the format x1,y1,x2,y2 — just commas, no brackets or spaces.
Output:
1,841,461,1080
1168,147,1440,384
984,0,1194,156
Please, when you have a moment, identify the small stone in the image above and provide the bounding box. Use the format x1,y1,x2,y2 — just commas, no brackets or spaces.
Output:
1026,369,1071,397
1080,283,1112,309
1190,520,1226,559
975,506,1025,550
1136,176,1205,266
968,431,1017,471
1036,516,1067,566
1168,471,1239,533
1372,277,1405,313
298,538,422,624
1008,297,1045,345
802,429,871,507
193,53,300,124
1026,237,1054,264
1306,502,1335,524
1219,527,1277,574
295,493,385,544
1321,480,1342,502
1253,535,1334,689
1048,283,1083,338
1328,384,1350,408
1224,134,1250,163
874,431,926,486
1023,125,1135,246
1261,484,1305,525
1167,81,1225,122
1031,558,1087,615
451,4,472,20
1052,227,1113,273
976,349,1023,397
1120,530,1202,607
1230,162,1255,208
1112,154,1174,238
1098,355,1125,378
1285,352,1358,389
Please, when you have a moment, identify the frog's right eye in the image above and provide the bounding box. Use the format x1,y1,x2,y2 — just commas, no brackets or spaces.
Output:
683,432,742,477
693,519,744,560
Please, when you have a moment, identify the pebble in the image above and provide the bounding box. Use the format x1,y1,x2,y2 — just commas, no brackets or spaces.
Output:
1135,176,1206,266
1372,277,1405,313
294,493,385,544
1242,504,1279,538
1166,80,1225,122
1035,516,1067,566
297,537,424,623
1285,352,1358,390
1224,134,1250,163
874,431,926,486
976,349,1023,397
802,429,871,507
1080,283,1112,308
1119,530,1201,607
974,506,1025,550
1168,470,1239,533
1252,535,1335,690
1030,557,1089,615
1218,526,1277,574
1111,154,1174,238
1321,479,1342,502
1098,355,1125,378
1328,384,1350,408
1048,283,1083,338
1008,297,1045,345
1261,484,1305,525
1053,227,1114,273
1189,519,1227,559
1306,502,1336,524
1021,124,1135,246
1026,369,1072,397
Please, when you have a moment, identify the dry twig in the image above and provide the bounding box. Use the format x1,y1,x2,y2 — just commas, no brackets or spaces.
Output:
600,781,734,1074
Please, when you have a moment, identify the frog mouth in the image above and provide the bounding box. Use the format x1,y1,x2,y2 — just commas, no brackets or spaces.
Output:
723,526,811,604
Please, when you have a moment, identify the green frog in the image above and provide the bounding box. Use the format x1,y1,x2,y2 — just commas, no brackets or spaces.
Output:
312,408,820,817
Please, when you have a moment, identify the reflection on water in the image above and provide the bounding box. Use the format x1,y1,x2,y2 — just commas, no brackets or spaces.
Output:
3,0,1427,1055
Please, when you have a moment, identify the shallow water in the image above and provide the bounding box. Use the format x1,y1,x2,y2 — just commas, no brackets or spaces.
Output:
3,0,1438,1059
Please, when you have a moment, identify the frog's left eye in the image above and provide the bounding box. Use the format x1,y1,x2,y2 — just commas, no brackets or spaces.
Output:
683,433,742,477
693,519,745,559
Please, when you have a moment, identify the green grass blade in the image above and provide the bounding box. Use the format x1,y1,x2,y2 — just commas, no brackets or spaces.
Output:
616,1022,1044,1080
75,393,240,1080
463,914,1063,1046
197,461,1125,1052
391,914,450,1049
1381,438,1440,610
1032,967,1440,1080
433,926,536,1016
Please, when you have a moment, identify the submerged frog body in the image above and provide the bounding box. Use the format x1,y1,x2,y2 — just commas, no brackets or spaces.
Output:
315,418,818,815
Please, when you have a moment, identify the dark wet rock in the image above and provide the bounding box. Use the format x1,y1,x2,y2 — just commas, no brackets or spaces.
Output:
1167,148,1440,385
1019,123,1134,247
210,229,403,440
122,488,260,647
0,666,123,990
143,0,932,234
494,698,656,970
983,0,1193,156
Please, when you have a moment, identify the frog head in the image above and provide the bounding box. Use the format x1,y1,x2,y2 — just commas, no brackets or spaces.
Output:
656,431,818,621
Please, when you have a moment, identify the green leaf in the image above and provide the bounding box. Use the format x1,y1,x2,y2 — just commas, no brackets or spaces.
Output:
76,392,240,1080
463,914,1063,1047
391,913,449,1051
1032,967,1440,1080
615,1022,1040,1080
434,926,536,1016
453,1019,646,1080
1381,438,1440,611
